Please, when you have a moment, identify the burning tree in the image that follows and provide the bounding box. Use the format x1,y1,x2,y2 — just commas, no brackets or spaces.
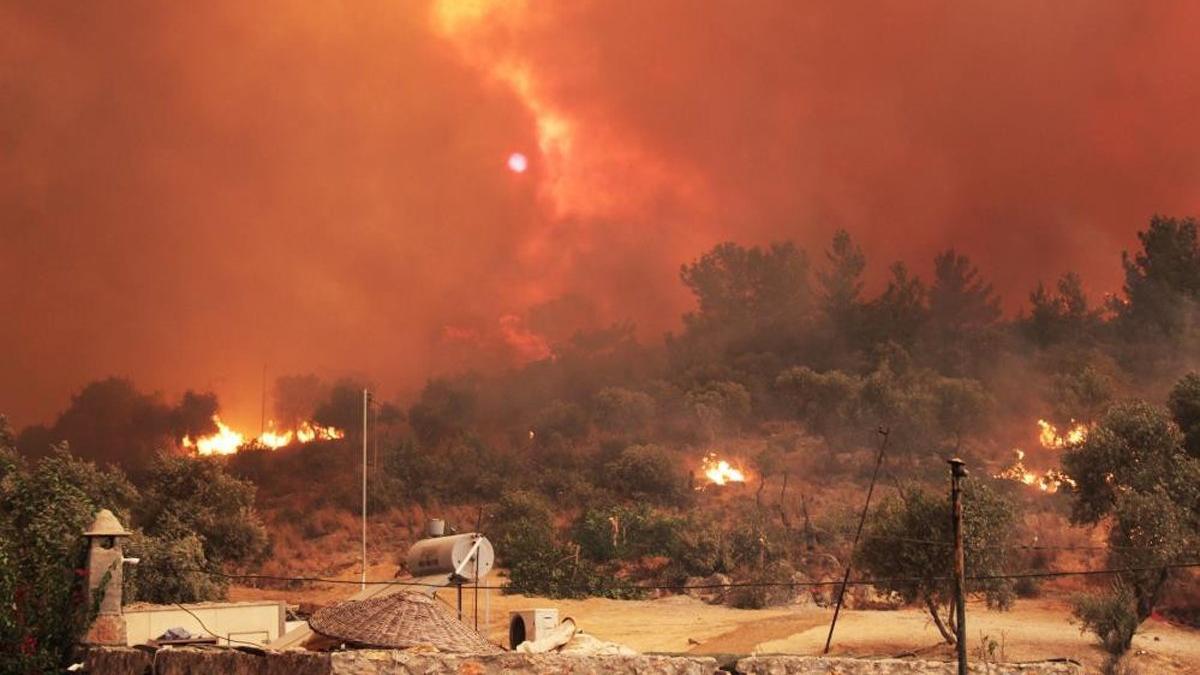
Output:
857,479,1018,645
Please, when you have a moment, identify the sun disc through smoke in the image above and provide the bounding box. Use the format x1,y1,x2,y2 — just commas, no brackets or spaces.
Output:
507,152,528,173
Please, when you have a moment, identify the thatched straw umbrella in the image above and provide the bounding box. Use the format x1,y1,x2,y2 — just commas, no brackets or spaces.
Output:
308,591,500,653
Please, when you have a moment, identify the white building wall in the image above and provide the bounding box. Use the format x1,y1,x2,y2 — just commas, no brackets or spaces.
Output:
124,601,285,647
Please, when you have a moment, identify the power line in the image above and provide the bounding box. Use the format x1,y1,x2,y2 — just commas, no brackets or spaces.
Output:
867,535,1136,552
180,560,1200,593
184,568,452,587
172,602,269,649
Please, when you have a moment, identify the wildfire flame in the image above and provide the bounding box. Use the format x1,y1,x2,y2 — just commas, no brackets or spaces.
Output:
700,453,746,486
182,415,345,456
1037,419,1087,449
994,449,1077,493
994,419,1087,492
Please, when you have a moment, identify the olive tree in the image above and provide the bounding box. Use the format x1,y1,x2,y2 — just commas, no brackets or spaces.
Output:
135,454,270,568
1061,399,1200,653
858,480,1018,644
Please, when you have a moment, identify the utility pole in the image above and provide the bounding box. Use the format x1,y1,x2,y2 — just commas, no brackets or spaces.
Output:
361,388,369,591
260,365,267,437
949,457,968,675
823,427,889,654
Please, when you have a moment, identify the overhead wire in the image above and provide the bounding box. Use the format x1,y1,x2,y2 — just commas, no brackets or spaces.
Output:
172,602,269,649
865,535,1140,552
179,560,1200,593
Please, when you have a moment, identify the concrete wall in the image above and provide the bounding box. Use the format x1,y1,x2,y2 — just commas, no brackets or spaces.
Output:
85,648,1084,675
123,601,286,647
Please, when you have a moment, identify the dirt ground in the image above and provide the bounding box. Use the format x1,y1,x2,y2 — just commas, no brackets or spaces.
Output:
230,567,1200,674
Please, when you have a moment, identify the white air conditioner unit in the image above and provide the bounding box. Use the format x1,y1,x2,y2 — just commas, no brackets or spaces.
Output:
508,608,559,649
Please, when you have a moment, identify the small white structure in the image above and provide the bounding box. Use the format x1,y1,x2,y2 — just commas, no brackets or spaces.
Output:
124,601,285,647
508,608,559,649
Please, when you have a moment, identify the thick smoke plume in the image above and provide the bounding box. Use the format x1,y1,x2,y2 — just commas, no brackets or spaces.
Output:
3,1,1199,426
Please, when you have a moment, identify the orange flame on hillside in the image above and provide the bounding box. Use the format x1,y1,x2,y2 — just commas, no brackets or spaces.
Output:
1037,419,1088,449
994,449,1077,493
994,419,1087,492
182,415,344,456
700,453,746,487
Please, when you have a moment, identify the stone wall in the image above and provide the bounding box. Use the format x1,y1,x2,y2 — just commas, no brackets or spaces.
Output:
737,656,1084,674
330,650,719,674
86,648,332,675
85,647,718,674
85,648,1084,675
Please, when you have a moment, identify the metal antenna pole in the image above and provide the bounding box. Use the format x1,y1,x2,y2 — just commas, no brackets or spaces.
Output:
474,507,484,630
260,364,267,436
949,458,968,675
824,427,889,654
361,388,369,591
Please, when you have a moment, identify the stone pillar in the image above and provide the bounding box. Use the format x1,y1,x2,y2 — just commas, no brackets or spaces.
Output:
82,509,130,646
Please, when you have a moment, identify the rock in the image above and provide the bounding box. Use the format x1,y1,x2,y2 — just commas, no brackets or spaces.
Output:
845,585,903,610
810,576,838,608
694,573,732,605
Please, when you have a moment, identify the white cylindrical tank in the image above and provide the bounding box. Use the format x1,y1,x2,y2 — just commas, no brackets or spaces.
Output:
405,533,494,580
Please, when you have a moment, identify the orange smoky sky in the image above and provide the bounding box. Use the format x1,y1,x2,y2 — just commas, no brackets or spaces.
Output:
3,1,1200,428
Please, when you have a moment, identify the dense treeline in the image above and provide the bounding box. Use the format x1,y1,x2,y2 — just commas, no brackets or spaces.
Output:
23,216,1200,491
352,215,1200,509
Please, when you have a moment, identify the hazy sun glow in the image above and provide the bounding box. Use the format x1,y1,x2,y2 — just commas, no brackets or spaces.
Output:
507,152,528,173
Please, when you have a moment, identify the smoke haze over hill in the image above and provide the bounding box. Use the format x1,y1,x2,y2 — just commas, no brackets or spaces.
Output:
3,1,1200,427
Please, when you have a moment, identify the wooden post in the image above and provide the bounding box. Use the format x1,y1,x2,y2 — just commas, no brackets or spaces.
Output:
362,389,369,591
948,458,968,675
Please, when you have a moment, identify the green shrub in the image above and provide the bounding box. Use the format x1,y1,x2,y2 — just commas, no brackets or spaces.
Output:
572,504,681,563
730,559,797,609
124,531,225,604
667,516,732,577
603,444,689,505
592,387,656,436
0,439,136,672
1072,585,1140,655
857,480,1018,644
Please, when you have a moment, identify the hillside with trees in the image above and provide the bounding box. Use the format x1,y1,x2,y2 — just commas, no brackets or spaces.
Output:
5,216,1200,668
